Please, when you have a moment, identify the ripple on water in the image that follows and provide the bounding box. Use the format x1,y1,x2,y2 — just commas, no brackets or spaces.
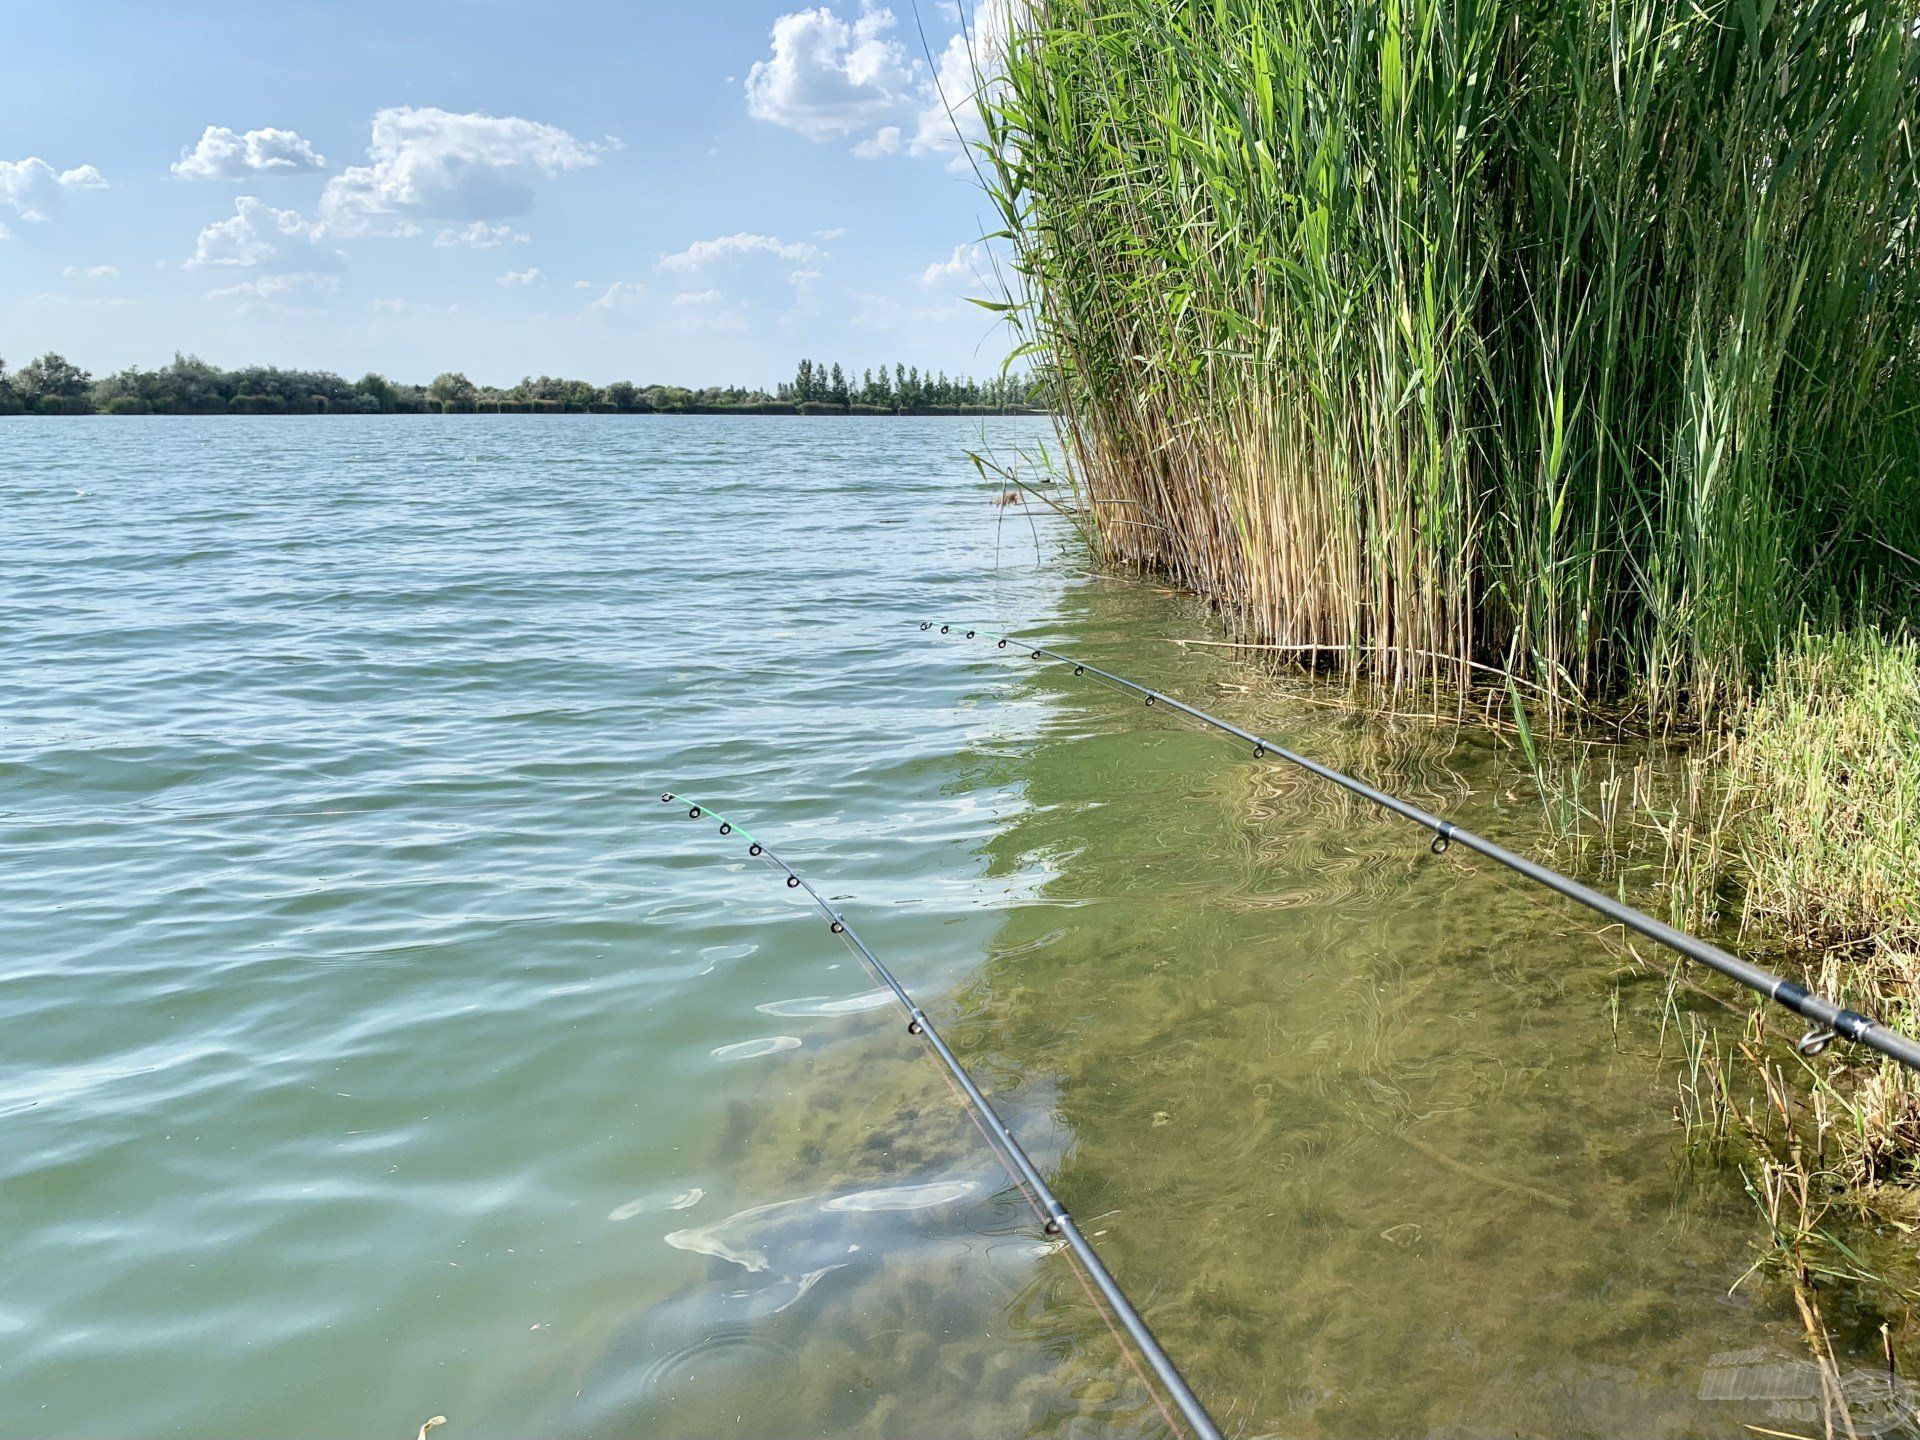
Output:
2,415,1071,1439
632,1326,800,1399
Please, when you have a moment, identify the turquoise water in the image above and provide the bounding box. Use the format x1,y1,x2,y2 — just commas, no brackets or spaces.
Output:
1,416,1906,1438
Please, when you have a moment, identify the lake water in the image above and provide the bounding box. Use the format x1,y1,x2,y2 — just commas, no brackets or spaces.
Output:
2,416,1907,1438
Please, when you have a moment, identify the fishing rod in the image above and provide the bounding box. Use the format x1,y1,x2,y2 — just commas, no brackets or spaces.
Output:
924,623,1920,1076
657,791,1226,1440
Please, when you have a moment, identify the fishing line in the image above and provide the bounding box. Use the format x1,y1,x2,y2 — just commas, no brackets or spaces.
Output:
658,791,1224,1440
925,623,1920,1076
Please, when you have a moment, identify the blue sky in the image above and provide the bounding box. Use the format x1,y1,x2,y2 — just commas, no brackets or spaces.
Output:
0,0,1009,388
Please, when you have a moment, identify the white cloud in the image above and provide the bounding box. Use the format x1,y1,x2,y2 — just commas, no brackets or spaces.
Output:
208,272,339,302
745,4,916,141
172,126,327,181
816,226,847,240
919,242,983,286
62,264,119,281
583,280,649,318
0,222,11,241
29,292,134,309
494,267,541,287
318,106,604,237
0,158,107,223
908,13,998,161
657,231,821,273
573,278,591,289
370,296,460,318
852,125,902,159
744,1,1004,162
434,220,529,248
672,288,725,307
187,196,345,271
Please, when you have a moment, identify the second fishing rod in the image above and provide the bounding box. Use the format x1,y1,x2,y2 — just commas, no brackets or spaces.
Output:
658,791,1225,1440
925,621,1920,1076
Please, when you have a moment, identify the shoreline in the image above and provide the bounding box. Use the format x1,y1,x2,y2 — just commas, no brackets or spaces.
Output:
0,406,1055,418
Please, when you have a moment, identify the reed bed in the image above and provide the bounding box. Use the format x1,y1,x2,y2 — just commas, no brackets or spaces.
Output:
980,0,1920,728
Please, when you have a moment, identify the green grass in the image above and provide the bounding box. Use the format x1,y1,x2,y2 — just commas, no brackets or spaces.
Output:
1732,631,1919,1186
978,0,1920,728
1735,630,1920,962
1566,631,1920,1187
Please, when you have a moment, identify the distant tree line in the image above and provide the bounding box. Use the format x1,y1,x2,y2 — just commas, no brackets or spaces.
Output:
778,359,1036,413
0,351,1051,417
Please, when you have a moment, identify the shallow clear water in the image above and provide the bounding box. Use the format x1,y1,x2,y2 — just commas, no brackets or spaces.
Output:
1,416,1905,1438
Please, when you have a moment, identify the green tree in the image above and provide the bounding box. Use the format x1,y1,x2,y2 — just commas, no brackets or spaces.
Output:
16,352,92,405
427,371,478,410
356,372,399,413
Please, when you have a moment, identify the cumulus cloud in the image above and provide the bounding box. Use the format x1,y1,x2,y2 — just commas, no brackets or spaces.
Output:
0,158,107,223
187,196,345,271
656,231,821,273
0,222,11,241
434,220,529,248
852,125,902,159
745,3,916,141
172,126,327,181
908,5,1004,160
63,264,119,281
494,266,541,287
318,106,604,237
744,1,1004,161
919,242,982,286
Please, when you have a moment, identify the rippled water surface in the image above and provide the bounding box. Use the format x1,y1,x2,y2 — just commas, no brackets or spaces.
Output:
2,416,1904,1438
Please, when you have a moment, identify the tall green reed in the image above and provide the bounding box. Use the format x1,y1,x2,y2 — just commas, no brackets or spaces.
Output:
979,0,1920,728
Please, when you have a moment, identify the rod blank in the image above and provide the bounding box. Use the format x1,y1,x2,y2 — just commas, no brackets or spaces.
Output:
928,624,1920,1076
658,791,1225,1440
